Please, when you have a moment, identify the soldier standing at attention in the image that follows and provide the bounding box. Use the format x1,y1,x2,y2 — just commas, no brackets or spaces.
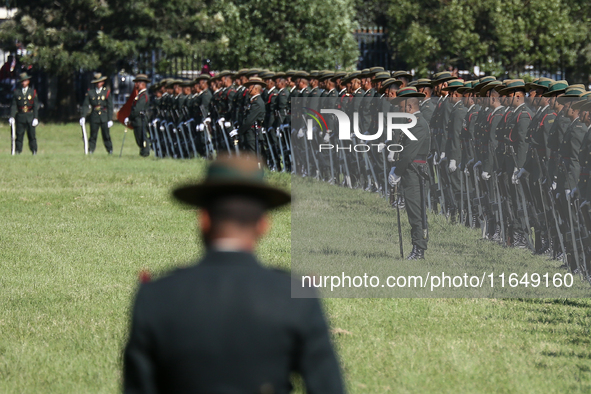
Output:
125,74,151,157
388,87,431,259
9,72,39,155
238,77,266,153
80,73,114,154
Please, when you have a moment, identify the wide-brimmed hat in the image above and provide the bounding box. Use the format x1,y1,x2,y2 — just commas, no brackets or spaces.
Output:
133,74,151,83
195,74,211,82
391,86,426,103
293,71,310,80
342,71,362,84
216,70,233,79
272,72,286,80
259,71,275,79
498,79,526,95
571,92,591,110
415,78,432,88
91,73,107,84
379,78,403,94
373,71,391,81
392,70,413,79
480,80,503,96
472,76,497,92
528,77,554,91
441,79,465,91
243,77,266,87
431,71,455,84
19,72,31,83
173,154,291,209
542,81,569,97
457,81,474,94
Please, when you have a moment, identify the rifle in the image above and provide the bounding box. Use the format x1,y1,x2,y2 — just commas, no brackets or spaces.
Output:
394,183,404,258
80,121,89,155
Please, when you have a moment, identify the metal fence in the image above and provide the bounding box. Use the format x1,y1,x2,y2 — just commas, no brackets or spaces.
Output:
353,27,392,70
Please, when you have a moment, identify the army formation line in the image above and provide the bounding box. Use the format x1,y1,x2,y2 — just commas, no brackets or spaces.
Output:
9,67,591,284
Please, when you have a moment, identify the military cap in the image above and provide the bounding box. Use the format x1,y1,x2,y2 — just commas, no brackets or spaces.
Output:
480,80,503,96
456,81,474,94
408,81,418,87
579,96,591,112
91,73,107,84
246,68,262,77
173,154,291,209
179,80,192,87
272,72,286,80
472,76,497,92
569,84,586,91
319,71,335,81
498,79,526,95
195,74,211,81
373,71,391,81
391,86,425,103
216,70,233,79
542,80,569,97
557,87,586,104
330,71,347,82
571,92,591,110
431,71,455,84
441,79,465,91
259,71,275,79
285,70,297,77
380,78,403,93
294,71,310,80
309,70,321,79
19,72,31,83
370,66,385,74
243,77,266,87
133,74,150,83
525,78,540,91
342,71,362,84
528,77,553,91
392,70,413,79
415,78,432,88
235,68,249,77
359,68,371,76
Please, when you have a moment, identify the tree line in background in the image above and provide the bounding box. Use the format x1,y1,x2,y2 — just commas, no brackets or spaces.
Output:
0,0,590,117
357,0,591,81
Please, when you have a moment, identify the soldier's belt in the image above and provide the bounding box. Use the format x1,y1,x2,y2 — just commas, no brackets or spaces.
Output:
18,106,32,113
93,106,106,111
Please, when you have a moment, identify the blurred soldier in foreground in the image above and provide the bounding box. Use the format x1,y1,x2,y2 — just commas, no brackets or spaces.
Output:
123,154,344,393
80,73,114,154
9,72,39,154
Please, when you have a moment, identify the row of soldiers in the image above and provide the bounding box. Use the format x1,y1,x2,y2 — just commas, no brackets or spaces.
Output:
281,66,591,280
73,66,591,279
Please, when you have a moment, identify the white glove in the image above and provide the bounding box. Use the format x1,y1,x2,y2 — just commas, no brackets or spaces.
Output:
152,120,158,126
224,121,231,128
481,171,491,181
377,142,386,152
511,167,519,184
570,187,578,199
439,152,446,164
229,129,238,138
297,129,305,138
388,167,401,186
388,150,396,162
8,117,14,125
449,159,457,172
32,119,38,127
79,117,86,126
552,181,557,190
464,166,470,175
124,117,129,126
323,133,331,143
204,117,211,124
159,125,165,131
261,128,266,134
219,117,225,123
198,124,205,132
565,189,571,199
473,161,482,171
276,129,282,137
516,167,526,179
433,152,439,163
107,120,113,128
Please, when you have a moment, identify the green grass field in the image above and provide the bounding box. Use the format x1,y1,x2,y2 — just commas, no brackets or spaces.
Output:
1,123,591,393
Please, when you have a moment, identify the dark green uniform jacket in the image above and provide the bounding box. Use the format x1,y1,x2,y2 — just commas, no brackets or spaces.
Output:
123,250,344,394
81,86,113,123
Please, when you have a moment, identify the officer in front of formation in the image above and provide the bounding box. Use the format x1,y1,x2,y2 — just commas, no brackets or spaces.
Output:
388,87,431,260
80,73,114,154
238,77,266,153
124,154,344,393
9,72,40,155
125,74,151,157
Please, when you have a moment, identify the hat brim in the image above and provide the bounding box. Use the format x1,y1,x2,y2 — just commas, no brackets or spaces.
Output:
542,89,566,97
498,86,526,95
244,81,266,87
391,92,426,103
441,85,462,91
19,75,31,82
571,99,590,110
133,77,151,83
173,182,291,209
91,76,107,84
432,76,455,84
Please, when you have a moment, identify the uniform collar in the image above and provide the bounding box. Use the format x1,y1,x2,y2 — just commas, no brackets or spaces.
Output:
354,87,362,94
250,93,260,101
339,88,347,95
267,86,276,93
138,88,147,95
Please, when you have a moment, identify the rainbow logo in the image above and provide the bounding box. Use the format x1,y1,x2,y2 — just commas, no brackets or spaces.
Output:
303,107,327,131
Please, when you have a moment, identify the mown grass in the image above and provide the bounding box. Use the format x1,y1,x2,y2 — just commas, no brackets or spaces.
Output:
0,123,590,393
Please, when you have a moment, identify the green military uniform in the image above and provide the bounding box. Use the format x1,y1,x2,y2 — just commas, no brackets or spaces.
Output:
389,87,431,259
10,73,40,154
238,78,266,153
129,74,151,157
81,73,114,153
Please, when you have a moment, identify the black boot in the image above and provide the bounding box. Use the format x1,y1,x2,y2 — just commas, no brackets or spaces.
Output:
406,244,425,260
